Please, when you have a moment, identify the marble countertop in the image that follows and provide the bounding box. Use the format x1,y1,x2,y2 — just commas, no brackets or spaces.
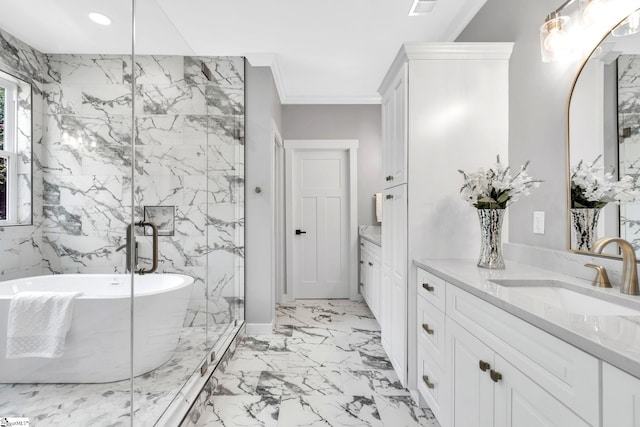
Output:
414,258,640,379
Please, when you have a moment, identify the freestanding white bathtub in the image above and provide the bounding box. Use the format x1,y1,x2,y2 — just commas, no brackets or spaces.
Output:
0,273,193,383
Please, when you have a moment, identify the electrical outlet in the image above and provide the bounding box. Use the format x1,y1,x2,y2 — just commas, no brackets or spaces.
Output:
533,211,545,234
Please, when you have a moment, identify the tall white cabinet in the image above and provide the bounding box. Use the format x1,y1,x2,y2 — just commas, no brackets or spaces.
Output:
378,43,513,390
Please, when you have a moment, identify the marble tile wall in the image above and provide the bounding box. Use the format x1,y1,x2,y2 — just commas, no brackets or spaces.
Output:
41,53,244,326
0,28,48,280
0,28,245,327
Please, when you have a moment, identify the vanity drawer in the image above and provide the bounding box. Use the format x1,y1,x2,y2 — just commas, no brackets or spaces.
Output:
361,239,381,260
446,284,599,426
418,341,448,425
417,295,446,370
417,267,446,312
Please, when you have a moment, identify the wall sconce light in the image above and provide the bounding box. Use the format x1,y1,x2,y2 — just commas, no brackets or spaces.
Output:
540,0,640,62
540,12,573,62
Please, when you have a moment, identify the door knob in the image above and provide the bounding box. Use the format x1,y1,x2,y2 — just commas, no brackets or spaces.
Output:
295,229,307,235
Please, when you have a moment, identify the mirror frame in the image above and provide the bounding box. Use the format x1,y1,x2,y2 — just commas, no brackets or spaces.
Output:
566,9,640,261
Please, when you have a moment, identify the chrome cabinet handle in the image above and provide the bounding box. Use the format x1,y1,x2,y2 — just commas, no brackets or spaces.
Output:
490,369,503,383
479,360,491,372
422,323,434,335
422,283,435,292
422,375,435,389
136,220,159,275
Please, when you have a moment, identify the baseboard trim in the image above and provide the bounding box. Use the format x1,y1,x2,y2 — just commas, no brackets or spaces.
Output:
245,322,274,335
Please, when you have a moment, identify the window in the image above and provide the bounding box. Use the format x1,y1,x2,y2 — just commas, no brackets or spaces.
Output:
0,76,17,223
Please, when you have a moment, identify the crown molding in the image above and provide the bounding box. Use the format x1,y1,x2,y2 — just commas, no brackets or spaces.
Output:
378,42,514,95
244,53,286,104
283,95,382,105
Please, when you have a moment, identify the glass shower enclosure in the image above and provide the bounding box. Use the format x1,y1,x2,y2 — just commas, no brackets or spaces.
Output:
0,1,244,425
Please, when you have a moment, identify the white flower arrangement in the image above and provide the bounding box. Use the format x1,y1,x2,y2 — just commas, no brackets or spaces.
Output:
458,155,541,209
570,155,639,208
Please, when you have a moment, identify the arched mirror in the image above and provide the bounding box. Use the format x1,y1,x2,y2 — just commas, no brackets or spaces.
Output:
568,8,640,258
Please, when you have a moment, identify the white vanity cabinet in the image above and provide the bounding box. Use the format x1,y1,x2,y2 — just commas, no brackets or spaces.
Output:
359,238,381,321
603,363,640,427
416,265,602,427
448,319,591,427
378,42,512,389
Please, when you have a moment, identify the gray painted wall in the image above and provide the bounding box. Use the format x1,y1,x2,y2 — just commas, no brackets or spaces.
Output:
457,0,580,251
245,62,282,327
282,104,383,226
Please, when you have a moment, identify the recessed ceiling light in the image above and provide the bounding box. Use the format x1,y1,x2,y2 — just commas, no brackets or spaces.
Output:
89,12,111,26
409,0,437,16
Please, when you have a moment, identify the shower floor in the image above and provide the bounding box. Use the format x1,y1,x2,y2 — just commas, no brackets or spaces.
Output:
0,324,232,426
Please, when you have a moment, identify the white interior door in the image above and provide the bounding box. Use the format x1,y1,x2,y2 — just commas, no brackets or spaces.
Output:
292,149,349,299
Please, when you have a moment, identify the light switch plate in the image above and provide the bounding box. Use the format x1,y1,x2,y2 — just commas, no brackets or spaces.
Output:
533,211,545,234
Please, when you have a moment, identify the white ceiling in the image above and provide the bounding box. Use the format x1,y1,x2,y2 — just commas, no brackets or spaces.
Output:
0,0,486,103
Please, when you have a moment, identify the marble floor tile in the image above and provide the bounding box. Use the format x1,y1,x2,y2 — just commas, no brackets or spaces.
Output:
202,300,441,427
195,395,280,427
342,370,409,397
256,370,343,396
225,351,290,371
212,371,262,395
278,395,382,427
287,350,365,371
374,394,440,427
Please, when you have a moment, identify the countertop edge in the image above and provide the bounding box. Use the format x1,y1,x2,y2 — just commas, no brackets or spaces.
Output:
360,234,381,247
414,259,640,380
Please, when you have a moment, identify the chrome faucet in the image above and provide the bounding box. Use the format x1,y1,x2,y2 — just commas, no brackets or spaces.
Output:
592,237,639,295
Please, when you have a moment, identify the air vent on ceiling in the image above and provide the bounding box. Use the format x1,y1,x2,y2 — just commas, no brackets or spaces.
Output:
409,0,437,16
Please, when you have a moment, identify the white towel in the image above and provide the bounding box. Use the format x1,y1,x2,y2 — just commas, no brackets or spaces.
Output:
6,291,81,359
375,193,383,223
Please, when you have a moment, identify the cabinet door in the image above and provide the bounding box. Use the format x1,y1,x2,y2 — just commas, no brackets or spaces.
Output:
494,354,590,427
603,363,640,427
381,64,407,187
390,64,407,185
381,185,407,384
380,267,392,355
370,257,381,321
447,319,494,427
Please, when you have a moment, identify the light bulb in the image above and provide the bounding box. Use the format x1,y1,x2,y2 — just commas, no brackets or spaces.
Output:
613,11,640,37
541,15,573,60
582,0,609,26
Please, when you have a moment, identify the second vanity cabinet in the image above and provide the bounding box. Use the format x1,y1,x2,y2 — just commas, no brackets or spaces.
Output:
602,363,640,426
417,265,604,427
359,238,381,320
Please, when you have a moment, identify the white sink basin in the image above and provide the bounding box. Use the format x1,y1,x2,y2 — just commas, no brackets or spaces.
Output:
489,280,640,316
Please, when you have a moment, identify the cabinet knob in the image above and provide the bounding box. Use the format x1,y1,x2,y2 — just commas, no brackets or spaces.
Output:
386,194,394,200
422,283,435,292
422,375,435,389
386,175,394,181
422,323,434,335
360,261,364,264
359,283,364,288
490,369,503,383
368,262,373,266
479,360,491,372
